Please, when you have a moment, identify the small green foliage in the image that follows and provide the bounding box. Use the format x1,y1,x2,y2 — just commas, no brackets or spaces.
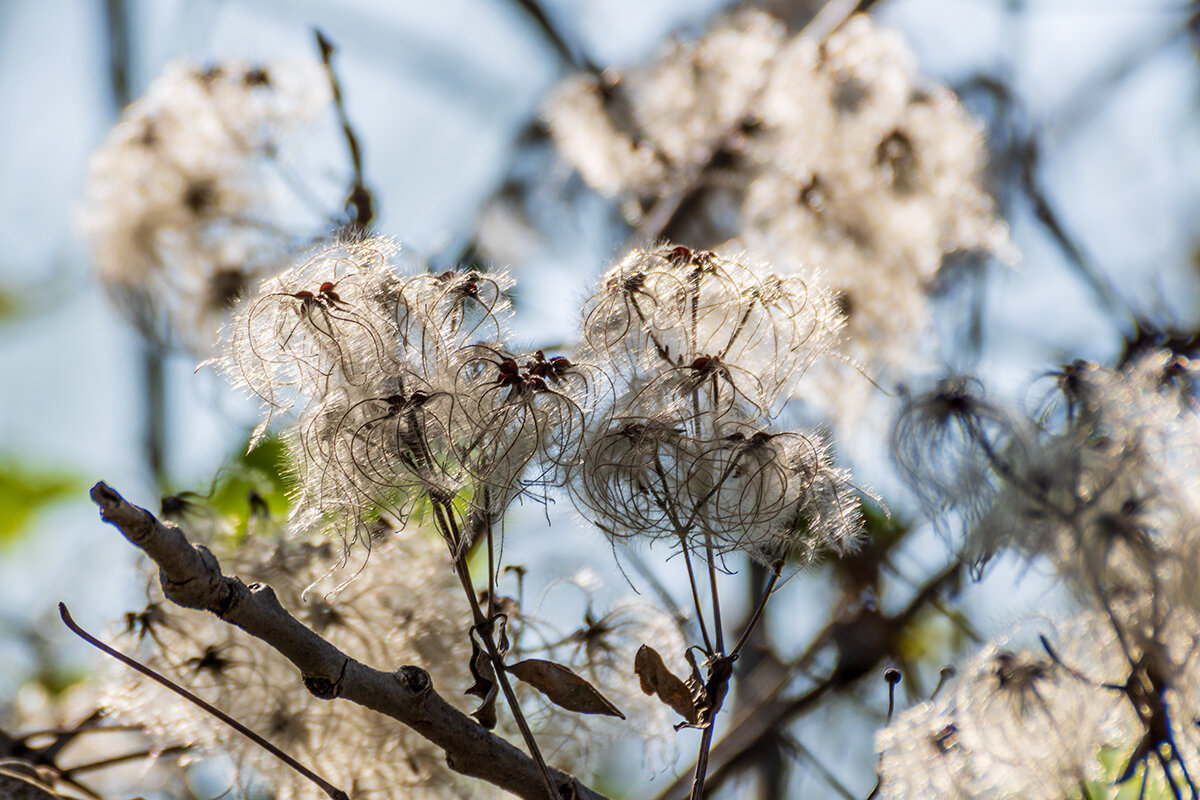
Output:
0,460,83,546
174,433,294,544
1072,748,1175,800
0,289,20,323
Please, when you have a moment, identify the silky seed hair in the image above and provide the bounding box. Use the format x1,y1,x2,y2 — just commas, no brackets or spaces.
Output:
222,237,406,446
573,244,860,563
891,376,1033,556
224,236,604,553
545,11,1010,434
875,615,1142,800
965,353,1200,627
581,245,840,422
543,10,783,202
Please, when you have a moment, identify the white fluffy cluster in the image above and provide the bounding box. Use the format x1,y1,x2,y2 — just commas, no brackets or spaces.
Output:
572,244,861,563
971,354,1200,631
877,610,1200,799
544,11,782,202
81,59,330,353
745,16,1009,385
886,353,1200,797
223,237,598,549
545,13,1010,411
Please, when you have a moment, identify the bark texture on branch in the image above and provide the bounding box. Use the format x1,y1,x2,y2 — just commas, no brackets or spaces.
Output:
89,481,607,800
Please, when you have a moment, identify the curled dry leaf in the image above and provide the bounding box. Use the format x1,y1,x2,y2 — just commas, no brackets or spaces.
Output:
507,659,626,719
465,632,499,729
634,644,700,725
689,650,734,729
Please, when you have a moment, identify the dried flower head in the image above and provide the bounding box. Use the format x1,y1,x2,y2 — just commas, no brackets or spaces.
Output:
223,237,600,552
545,12,1011,430
573,244,859,562
966,354,1200,623
876,615,1140,800
543,11,783,205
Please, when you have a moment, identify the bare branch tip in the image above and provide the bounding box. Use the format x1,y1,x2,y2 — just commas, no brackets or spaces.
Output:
89,481,122,509
314,29,335,61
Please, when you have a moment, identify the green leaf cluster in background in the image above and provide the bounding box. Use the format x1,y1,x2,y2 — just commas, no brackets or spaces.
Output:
161,434,295,546
0,460,83,546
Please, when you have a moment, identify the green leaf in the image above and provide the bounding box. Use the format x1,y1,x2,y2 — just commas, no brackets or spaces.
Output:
0,289,20,323
0,461,82,545
163,433,297,545
210,434,293,515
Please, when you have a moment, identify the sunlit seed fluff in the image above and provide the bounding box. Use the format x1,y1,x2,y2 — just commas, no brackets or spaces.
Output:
876,614,1140,800
572,245,859,562
875,700,979,799
222,238,406,445
742,14,1010,396
226,238,601,553
625,10,784,170
542,74,666,198
968,353,1200,621
81,59,331,354
950,646,1121,798
581,245,841,421
545,10,1009,412
891,376,1032,550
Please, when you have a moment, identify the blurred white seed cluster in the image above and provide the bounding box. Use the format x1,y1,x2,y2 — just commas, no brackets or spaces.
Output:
977,355,1200,616
884,352,1200,797
104,530,490,800
81,59,331,353
544,13,1011,412
877,608,1200,799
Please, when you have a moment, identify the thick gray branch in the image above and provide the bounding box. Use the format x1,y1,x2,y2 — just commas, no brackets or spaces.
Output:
89,482,607,800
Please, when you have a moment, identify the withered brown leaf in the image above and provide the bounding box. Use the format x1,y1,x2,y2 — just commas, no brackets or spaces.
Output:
634,644,700,725
466,632,499,729
676,648,737,729
507,659,626,719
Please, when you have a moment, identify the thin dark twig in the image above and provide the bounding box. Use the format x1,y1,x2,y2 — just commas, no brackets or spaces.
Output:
57,603,349,800
1019,138,1134,323
105,0,168,491
780,733,857,800
434,502,562,800
689,724,717,800
705,544,725,656
62,745,190,776
509,0,591,70
315,29,374,232
657,559,965,800
680,544,716,656
730,561,782,659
